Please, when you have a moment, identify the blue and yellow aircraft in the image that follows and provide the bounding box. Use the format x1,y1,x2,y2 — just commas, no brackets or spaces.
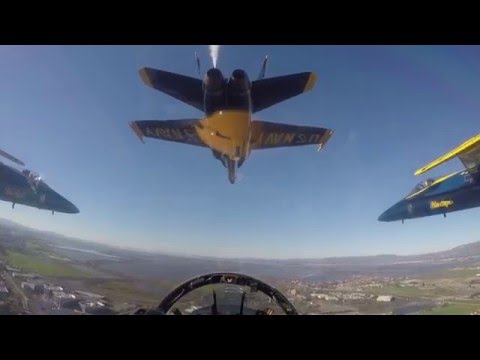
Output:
0,149,79,214
379,132,480,222
129,56,334,184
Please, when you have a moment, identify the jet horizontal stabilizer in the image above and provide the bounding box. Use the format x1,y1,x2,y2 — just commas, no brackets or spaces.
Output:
250,121,334,150
138,67,204,112
129,119,207,147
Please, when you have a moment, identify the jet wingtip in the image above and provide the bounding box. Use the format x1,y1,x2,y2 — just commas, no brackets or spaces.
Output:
304,72,317,92
414,166,427,176
317,129,335,152
129,121,145,143
138,67,154,88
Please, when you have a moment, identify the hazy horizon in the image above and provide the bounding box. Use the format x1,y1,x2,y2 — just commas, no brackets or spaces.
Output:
2,45,480,258
1,216,476,261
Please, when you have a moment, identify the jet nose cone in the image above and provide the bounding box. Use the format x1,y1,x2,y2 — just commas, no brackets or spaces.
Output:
378,201,408,222
68,203,80,214
378,211,388,222
58,197,79,214
61,199,79,214
44,188,79,214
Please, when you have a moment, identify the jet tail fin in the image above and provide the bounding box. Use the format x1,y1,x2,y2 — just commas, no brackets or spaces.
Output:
251,72,317,113
195,52,201,75
138,67,204,112
257,55,268,80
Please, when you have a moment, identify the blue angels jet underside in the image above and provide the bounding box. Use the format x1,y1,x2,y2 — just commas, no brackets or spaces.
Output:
129,55,334,184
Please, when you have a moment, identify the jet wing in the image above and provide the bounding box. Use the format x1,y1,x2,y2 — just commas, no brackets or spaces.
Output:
250,121,334,151
0,148,25,166
129,119,208,147
415,133,480,177
139,68,204,112
251,72,317,113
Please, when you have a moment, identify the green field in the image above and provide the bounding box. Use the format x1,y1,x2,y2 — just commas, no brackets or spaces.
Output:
367,284,456,299
431,269,480,279
5,250,94,278
87,280,159,307
368,285,424,298
423,267,480,280
421,302,480,315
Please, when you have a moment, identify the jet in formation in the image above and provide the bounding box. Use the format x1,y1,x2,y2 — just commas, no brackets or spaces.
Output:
379,132,480,222
0,148,79,214
130,55,334,184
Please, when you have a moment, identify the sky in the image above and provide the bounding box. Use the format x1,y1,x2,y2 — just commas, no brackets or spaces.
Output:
1,45,480,259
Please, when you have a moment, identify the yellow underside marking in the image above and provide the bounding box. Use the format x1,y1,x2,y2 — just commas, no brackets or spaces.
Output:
405,170,461,199
415,132,480,176
304,72,317,92
196,110,251,158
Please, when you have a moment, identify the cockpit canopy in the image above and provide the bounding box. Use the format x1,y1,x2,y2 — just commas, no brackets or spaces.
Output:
22,169,46,189
406,178,435,198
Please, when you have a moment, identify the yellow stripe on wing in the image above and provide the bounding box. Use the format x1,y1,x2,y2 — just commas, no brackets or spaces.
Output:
303,73,317,92
317,129,335,152
129,121,145,143
405,171,461,199
415,133,480,176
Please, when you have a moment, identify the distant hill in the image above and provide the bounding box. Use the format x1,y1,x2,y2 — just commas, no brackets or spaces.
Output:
2,217,480,281
2,216,480,263
419,241,480,260
281,241,480,266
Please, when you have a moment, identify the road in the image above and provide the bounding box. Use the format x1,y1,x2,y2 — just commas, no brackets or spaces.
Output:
3,273,29,313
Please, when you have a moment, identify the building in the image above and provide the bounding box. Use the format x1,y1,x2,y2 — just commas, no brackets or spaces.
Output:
6,266,20,273
311,293,338,301
12,272,38,279
79,300,115,315
376,295,394,302
52,291,76,308
61,299,82,312
344,293,367,300
21,281,36,292
74,290,105,300
44,284,63,293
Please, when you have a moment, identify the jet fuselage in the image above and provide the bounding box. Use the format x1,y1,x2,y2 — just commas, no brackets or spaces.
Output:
0,162,79,214
201,68,253,180
378,170,480,222
132,64,331,184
